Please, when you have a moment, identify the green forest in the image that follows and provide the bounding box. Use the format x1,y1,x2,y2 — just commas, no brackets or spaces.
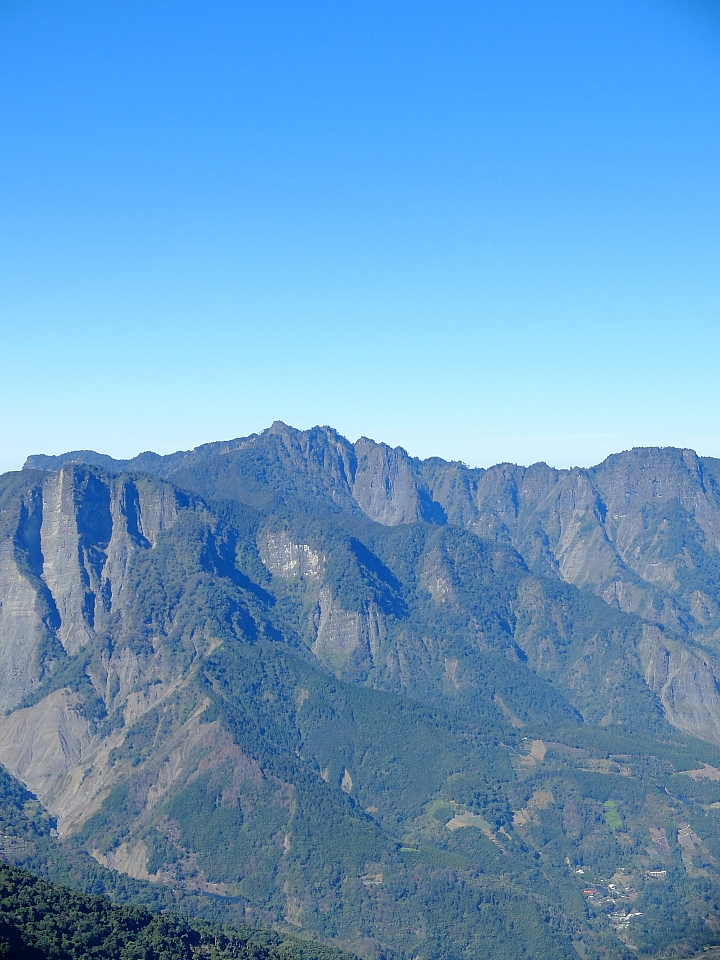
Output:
0,863,353,960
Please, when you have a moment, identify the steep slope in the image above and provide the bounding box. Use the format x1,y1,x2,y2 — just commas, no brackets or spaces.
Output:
0,466,192,714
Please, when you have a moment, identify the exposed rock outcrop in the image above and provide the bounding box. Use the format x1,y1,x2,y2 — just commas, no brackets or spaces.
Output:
0,538,46,710
638,625,720,743
0,466,185,712
15,429,720,777
0,689,93,814
311,587,384,674
353,439,446,526
259,530,325,580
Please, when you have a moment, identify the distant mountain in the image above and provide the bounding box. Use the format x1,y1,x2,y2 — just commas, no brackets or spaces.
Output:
2,423,720,958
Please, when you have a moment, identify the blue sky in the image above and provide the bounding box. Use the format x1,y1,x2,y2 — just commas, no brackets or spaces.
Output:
2,0,720,472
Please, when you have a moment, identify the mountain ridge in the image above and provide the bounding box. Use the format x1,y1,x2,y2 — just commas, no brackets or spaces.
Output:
5,423,720,957
22,423,720,645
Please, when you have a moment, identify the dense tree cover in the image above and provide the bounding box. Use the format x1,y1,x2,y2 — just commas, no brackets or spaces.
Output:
0,864,353,960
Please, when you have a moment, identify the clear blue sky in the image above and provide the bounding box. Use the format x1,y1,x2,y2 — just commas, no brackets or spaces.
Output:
2,0,720,472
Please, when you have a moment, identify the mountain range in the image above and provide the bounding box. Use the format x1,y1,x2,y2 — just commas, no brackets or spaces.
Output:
3,423,720,959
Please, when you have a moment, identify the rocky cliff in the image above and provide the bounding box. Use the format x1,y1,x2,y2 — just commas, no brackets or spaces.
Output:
0,467,187,712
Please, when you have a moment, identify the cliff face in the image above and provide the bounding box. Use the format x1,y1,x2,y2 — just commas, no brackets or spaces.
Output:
0,536,46,713
0,467,204,840
0,467,186,714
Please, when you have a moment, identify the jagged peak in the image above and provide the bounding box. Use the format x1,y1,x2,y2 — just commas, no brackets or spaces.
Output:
23,450,130,472
354,436,413,460
19,427,719,487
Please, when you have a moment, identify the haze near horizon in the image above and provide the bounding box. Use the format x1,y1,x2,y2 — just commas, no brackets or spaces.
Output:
2,0,719,473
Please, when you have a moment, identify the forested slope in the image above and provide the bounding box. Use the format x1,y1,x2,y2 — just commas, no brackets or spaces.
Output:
0,863,353,960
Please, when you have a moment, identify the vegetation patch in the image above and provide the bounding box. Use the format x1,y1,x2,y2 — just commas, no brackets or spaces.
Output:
602,799,622,830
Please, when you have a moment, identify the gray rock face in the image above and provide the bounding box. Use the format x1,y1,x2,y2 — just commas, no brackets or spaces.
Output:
259,528,385,677
40,468,106,655
259,530,325,580
310,587,384,674
0,689,94,821
0,538,45,710
638,624,720,743
353,439,446,525
420,548,456,604
37,426,720,647
351,442,720,651
0,465,185,712
0,465,215,833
